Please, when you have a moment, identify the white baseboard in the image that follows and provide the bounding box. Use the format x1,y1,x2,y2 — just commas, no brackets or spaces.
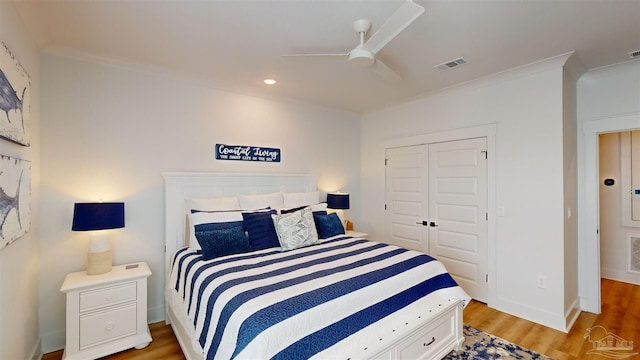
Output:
148,304,166,324
30,337,42,360
41,329,65,354
493,297,569,332
601,268,640,285
564,298,581,331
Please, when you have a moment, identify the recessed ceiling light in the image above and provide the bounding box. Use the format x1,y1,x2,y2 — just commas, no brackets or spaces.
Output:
263,78,277,85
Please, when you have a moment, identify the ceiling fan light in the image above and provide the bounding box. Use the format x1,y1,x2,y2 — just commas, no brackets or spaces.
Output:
263,78,277,85
348,48,375,67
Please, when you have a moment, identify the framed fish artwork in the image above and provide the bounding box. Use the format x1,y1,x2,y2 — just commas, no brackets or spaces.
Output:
0,155,30,250
0,42,31,147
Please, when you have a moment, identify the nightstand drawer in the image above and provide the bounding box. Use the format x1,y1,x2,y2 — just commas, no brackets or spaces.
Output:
80,282,136,312
80,302,137,349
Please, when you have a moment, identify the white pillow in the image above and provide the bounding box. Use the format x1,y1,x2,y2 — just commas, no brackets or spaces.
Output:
187,211,243,250
185,197,240,212
239,192,284,210
310,202,327,213
272,207,319,251
283,191,320,208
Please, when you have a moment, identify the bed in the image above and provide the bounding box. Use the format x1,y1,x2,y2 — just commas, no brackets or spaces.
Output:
163,172,470,360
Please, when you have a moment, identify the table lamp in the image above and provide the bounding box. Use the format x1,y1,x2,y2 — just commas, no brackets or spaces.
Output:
327,192,351,230
72,202,125,275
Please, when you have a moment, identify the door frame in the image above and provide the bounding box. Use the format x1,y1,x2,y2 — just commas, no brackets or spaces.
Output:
580,114,640,313
384,123,497,305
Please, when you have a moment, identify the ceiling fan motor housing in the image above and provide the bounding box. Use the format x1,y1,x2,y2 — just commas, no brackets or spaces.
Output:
282,1,425,81
349,48,375,67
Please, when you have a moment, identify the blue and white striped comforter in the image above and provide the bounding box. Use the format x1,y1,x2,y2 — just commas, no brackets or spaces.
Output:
168,236,470,360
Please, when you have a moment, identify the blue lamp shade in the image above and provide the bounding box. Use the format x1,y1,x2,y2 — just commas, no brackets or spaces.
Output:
72,202,125,231
327,193,350,210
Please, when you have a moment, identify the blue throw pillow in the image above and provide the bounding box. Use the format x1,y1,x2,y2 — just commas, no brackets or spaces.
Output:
195,226,252,260
194,220,244,233
242,209,279,250
313,212,345,239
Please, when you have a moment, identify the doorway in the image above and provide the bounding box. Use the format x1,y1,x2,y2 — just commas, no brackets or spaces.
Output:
581,115,640,313
598,131,640,284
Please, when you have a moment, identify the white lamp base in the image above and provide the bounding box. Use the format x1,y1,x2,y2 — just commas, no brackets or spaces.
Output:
87,249,112,275
87,231,113,275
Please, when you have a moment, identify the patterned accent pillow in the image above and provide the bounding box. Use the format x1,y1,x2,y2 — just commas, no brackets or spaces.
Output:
188,208,271,250
188,210,244,250
313,212,345,239
272,207,319,251
195,226,252,260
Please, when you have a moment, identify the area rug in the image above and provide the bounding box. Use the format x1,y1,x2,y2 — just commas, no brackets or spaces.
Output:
443,325,554,359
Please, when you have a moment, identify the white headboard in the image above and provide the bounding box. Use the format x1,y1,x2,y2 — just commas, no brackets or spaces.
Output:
162,172,316,273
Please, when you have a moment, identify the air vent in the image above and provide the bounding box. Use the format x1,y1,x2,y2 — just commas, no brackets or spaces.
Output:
435,57,469,70
629,50,640,59
631,236,640,273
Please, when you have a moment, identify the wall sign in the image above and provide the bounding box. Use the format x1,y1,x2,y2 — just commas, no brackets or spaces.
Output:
215,144,281,163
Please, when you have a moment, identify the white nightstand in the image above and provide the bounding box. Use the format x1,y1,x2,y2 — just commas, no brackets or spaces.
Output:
60,262,152,360
346,231,368,239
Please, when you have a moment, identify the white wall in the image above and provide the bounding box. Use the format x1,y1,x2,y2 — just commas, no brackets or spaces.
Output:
0,1,41,359
361,54,576,331
578,61,640,121
38,51,362,352
577,60,640,312
562,63,580,328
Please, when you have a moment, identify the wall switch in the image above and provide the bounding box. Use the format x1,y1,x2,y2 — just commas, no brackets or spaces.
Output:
537,275,547,289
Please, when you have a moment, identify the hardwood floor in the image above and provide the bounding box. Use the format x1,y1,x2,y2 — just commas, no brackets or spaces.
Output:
464,278,640,360
42,322,187,360
43,278,639,360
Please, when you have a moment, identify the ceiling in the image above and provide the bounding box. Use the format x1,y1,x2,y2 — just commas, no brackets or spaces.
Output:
11,0,640,114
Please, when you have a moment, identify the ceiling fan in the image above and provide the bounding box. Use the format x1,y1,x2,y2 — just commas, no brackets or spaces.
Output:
282,0,425,82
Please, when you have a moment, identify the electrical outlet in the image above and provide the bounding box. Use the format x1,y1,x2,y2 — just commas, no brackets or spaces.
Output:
537,275,547,289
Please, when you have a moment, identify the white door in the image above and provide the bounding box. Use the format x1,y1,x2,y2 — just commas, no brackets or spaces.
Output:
385,138,488,302
385,145,429,253
428,138,488,302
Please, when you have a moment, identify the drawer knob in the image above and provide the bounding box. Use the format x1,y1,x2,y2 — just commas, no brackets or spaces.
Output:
105,323,115,331
423,337,436,347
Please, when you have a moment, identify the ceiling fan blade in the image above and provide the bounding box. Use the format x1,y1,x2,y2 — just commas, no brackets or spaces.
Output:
282,54,348,61
361,0,425,55
370,59,402,82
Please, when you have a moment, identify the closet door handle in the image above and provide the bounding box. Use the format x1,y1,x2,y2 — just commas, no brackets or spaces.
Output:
416,221,429,226
429,222,439,227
